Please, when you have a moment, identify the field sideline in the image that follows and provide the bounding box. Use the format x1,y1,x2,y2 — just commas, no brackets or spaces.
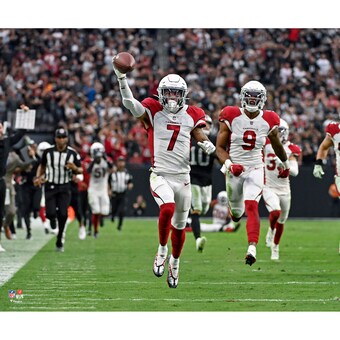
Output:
1,217,339,339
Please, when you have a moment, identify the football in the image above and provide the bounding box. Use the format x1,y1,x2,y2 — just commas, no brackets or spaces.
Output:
113,52,136,74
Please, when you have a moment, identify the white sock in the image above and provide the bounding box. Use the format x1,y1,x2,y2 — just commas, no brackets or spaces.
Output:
158,245,168,256
248,244,256,256
169,254,179,268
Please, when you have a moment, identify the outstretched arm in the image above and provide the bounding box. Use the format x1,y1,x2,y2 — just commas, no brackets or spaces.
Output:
112,57,147,121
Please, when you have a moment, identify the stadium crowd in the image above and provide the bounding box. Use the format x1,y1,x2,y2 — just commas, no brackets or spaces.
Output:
1,28,340,167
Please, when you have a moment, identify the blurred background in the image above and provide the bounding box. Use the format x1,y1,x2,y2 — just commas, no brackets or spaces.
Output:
1,28,339,217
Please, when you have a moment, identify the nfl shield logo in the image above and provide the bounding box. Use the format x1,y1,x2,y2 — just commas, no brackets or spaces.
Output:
16,289,23,299
8,290,16,299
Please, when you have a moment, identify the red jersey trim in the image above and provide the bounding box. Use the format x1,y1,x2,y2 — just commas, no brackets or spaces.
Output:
288,143,302,156
186,106,206,127
219,106,242,125
141,97,162,118
325,122,340,137
262,110,280,130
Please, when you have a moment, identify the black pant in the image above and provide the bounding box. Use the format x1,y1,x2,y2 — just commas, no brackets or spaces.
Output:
21,184,42,233
79,190,91,229
111,192,127,230
14,183,23,229
70,189,83,226
45,183,71,247
0,178,6,238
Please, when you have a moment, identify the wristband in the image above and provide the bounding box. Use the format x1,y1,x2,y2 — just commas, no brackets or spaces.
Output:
282,160,289,169
315,159,323,166
224,159,232,170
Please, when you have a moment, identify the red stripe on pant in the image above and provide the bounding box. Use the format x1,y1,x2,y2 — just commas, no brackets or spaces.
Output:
171,227,186,259
269,210,280,230
274,222,284,244
158,203,175,246
245,200,260,244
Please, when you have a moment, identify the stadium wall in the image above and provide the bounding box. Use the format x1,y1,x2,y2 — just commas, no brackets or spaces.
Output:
126,166,340,218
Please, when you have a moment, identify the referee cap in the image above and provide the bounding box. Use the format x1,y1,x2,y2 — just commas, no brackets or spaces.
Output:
55,128,68,138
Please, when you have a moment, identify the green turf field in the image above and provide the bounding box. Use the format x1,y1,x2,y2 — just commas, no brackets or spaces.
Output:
0,218,339,311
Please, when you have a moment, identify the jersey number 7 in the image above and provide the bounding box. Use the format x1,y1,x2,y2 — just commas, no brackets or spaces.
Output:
167,124,180,151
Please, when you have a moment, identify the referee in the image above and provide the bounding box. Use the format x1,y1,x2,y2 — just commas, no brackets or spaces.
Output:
110,156,133,231
34,128,83,252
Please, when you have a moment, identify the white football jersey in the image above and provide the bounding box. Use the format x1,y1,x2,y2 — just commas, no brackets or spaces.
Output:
142,97,206,175
212,202,229,225
89,158,110,192
325,122,340,175
264,139,301,194
219,106,280,168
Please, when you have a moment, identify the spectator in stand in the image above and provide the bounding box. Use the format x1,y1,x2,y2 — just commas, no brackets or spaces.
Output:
1,28,340,172
132,194,147,217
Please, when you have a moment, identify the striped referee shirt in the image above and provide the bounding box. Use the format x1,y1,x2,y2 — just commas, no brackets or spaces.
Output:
40,145,81,185
110,169,133,193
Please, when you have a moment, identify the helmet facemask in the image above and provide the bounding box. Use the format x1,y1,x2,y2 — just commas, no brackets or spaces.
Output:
240,81,267,113
157,74,188,113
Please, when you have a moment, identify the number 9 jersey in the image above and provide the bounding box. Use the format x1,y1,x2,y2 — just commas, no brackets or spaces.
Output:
219,106,280,168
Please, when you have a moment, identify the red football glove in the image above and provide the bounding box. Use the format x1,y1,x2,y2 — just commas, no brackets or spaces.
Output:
277,167,290,178
229,164,245,177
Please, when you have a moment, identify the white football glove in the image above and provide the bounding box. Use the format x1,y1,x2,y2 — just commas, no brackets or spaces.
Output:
313,164,324,179
197,140,216,155
112,56,126,79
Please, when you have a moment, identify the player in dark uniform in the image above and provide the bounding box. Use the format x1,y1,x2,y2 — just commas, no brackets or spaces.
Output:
188,114,217,252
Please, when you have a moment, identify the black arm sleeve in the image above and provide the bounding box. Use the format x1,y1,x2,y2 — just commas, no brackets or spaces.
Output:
9,130,26,146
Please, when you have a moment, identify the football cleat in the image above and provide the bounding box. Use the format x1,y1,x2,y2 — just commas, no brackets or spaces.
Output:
167,257,179,288
78,226,86,240
265,227,275,248
271,243,280,260
153,253,167,277
4,226,12,240
0,244,6,252
234,222,241,232
245,245,257,266
196,236,207,252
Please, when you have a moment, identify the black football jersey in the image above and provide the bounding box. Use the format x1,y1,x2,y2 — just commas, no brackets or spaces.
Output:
190,135,216,186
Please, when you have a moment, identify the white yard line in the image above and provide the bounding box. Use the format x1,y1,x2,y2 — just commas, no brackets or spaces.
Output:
0,219,54,287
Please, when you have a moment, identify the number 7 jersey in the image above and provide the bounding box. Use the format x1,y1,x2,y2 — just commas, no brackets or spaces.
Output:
219,106,280,168
141,97,206,175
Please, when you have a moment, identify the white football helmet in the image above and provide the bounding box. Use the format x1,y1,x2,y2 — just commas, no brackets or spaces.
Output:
217,191,228,205
90,142,105,158
157,74,188,113
278,118,289,143
240,80,267,113
37,141,51,158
